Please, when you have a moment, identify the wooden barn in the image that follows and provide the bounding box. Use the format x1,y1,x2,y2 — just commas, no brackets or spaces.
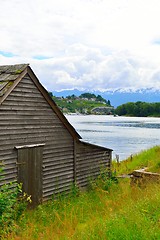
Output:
0,64,112,206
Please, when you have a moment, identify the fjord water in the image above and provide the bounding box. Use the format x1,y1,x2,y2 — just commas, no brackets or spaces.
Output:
66,115,160,161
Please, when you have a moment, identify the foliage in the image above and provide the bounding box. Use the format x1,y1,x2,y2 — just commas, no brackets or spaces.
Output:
115,101,160,117
89,169,118,192
54,98,109,114
66,94,77,100
52,92,112,114
2,147,160,239
112,146,160,175
75,93,109,104
4,180,160,239
0,170,32,236
48,91,53,98
79,92,97,99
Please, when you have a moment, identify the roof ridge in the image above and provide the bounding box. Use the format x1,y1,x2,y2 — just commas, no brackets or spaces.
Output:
0,63,29,72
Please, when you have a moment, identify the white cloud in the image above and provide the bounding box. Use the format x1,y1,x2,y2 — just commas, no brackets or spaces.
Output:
0,0,160,91
23,45,158,91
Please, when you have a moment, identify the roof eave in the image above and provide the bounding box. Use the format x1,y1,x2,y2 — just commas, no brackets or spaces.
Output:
79,139,113,151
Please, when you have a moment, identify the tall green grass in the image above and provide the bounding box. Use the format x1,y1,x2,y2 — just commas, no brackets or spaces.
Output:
113,145,160,175
4,180,160,240
1,146,160,240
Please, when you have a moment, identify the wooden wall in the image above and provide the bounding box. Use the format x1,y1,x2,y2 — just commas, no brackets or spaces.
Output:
75,141,111,187
0,73,112,204
0,74,74,201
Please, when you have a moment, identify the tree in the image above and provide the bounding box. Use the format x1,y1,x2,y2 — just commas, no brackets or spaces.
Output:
115,104,127,115
115,101,160,117
79,93,96,99
107,100,111,106
66,94,77,100
48,92,53,98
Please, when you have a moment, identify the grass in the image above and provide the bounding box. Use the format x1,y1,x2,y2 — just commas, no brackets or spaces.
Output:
1,146,160,240
112,145,160,175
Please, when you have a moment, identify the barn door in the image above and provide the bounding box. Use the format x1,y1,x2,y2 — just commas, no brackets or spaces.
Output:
16,144,44,207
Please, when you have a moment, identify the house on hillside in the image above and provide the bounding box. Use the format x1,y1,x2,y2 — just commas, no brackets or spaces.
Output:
0,64,112,206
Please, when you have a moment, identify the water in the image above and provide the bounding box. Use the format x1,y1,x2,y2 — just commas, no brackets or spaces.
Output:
66,115,160,161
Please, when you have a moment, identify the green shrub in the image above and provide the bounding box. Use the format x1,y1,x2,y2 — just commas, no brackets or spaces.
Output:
90,168,118,192
0,169,31,235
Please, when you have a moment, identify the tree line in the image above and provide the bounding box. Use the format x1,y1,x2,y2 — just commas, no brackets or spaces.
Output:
115,101,160,117
66,93,111,106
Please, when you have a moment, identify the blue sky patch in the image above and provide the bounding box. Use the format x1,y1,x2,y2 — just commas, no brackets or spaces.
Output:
152,39,160,45
33,55,52,60
0,51,16,57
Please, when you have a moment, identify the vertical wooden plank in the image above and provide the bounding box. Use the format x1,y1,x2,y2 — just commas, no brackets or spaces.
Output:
17,148,29,193
34,146,43,205
17,146,43,207
28,148,34,205
73,140,77,183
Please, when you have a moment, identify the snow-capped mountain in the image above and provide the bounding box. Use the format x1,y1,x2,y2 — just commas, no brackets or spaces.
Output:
52,88,160,107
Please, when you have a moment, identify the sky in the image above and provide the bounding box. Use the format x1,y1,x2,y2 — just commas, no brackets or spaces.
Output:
1,0,160,92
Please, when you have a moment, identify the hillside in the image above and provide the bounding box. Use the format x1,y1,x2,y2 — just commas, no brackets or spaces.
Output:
50,91,160,117
52,88,160,107
50,92,114,114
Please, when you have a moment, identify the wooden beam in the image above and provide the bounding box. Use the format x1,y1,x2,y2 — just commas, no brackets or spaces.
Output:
15,143,45,149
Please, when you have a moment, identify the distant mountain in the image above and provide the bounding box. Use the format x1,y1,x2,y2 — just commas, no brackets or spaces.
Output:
52,88,160,107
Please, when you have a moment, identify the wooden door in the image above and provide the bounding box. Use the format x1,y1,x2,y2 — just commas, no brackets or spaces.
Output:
16,145,43,207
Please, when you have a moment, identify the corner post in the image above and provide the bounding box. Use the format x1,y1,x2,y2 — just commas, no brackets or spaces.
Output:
73,139,77,183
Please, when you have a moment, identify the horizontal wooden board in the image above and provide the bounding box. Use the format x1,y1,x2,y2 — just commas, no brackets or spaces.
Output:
0,71,112,202
0,74,75,201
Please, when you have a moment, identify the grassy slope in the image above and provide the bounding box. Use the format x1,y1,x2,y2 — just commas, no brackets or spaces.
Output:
113,145,160,175
2,146,160,240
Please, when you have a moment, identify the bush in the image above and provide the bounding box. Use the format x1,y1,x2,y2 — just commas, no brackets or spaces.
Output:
0,169,31,235
89,168,118,192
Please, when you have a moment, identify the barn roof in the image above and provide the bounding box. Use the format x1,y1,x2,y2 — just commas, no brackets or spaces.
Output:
0,63,81,140
0,64,29,97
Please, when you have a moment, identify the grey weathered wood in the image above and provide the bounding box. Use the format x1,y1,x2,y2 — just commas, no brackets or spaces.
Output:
0,75,74,200
17,146,43,207
75,141,111,187
15,143,45,149
0,64,112,205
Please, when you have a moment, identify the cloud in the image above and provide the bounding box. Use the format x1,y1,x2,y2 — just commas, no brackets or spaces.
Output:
0,0,160,91
150,69,160,87
23,44,159,91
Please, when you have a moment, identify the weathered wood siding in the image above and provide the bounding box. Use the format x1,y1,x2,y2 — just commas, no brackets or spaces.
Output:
76,141,111,187
0,74,74,201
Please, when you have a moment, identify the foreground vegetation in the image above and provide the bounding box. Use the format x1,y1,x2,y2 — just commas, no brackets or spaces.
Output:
113,145,160,175
1,146,160,239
